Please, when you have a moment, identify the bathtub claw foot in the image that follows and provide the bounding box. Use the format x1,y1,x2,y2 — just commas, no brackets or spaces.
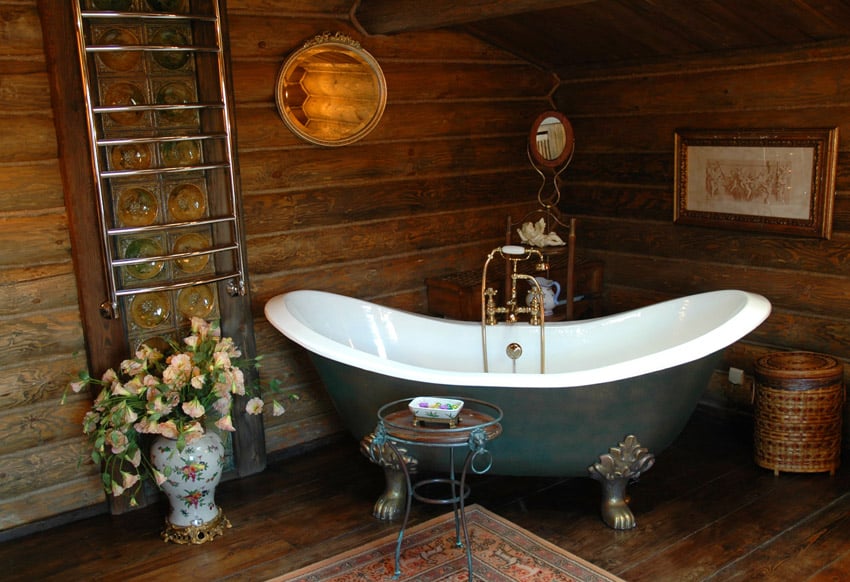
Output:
361,432,418,521
588,435,655,530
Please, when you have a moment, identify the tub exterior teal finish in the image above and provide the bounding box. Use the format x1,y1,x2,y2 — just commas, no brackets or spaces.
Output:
265,289,770,476
310,350,720,476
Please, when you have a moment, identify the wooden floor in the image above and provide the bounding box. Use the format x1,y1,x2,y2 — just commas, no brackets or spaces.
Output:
3,406,850,581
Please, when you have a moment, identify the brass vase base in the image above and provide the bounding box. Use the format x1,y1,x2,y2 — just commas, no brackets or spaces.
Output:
161,507,231,545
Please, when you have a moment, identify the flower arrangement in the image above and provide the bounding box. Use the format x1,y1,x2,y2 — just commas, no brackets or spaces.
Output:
64,317,290,506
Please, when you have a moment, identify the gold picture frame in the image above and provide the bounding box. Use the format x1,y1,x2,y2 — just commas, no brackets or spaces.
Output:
275,32,387,147
674,128,838,239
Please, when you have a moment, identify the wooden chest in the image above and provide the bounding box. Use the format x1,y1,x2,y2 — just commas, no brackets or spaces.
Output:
425,259,604,321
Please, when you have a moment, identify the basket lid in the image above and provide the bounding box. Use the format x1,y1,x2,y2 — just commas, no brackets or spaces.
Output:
755,351,843,380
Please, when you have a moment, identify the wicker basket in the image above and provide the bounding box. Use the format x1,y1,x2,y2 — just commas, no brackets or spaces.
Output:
753,351,845,476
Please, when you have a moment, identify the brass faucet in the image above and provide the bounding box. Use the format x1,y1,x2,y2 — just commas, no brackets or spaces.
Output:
481,246,546,326
480,245,548,374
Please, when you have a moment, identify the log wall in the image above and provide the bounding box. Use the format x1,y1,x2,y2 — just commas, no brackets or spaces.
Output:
0,0,104,535
228,1,555,458
0,0,553,535
14,0,849,537
552,43,850,417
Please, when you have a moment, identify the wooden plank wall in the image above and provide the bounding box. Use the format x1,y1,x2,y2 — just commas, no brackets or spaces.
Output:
553,43,850,419
0,0,554,534
226,1,555,455
0,0,105,535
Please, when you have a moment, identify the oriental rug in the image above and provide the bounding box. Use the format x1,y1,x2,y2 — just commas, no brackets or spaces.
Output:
270,504,625,581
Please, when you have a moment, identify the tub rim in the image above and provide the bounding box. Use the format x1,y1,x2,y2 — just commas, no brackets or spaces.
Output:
264,289,771,388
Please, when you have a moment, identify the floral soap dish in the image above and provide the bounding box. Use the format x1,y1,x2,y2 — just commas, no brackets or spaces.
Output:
409,397,464,427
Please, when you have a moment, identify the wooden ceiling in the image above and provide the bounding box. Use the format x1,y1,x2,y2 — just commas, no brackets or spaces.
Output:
354,0,850,74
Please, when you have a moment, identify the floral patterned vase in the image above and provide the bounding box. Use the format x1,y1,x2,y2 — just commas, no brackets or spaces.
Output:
150,431,231,544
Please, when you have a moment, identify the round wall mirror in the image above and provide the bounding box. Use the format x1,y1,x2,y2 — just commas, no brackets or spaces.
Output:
275,32,387,147
529,111,575,169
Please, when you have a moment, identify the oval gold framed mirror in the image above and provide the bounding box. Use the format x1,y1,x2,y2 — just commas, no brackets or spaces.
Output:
529,111,575,169
275,32,387,147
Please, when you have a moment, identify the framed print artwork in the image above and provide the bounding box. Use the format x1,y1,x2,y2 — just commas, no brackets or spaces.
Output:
674,128,838,239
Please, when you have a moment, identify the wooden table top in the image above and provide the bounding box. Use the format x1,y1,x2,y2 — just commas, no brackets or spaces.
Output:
381,408,502,446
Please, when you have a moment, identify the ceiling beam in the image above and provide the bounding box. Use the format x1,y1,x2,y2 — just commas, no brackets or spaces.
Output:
353,0,597,35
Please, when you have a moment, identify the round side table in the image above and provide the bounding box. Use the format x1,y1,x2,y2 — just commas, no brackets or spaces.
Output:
368,397,503,580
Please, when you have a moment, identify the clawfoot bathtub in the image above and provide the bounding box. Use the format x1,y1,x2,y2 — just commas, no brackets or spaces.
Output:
265,289,770,529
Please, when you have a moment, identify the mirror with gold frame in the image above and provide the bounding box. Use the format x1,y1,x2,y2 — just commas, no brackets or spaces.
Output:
275,32,387,147
529,111,575,169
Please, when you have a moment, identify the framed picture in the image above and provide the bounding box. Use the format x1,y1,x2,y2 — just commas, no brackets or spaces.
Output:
674,128,838,239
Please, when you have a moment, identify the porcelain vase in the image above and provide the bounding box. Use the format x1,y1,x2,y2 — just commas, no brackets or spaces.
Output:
149,431,231,544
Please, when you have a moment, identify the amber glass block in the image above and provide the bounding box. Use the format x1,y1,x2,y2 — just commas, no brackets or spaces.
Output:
173,232,210,273
115,186,158,227
160,140,201,167
150,26,191,70
167,182,206,221
110,143,152,171
155,81,197,125
129,291,171,329
123,237,165,280
177,284,217,319
97,27,141,72
102,81,147,126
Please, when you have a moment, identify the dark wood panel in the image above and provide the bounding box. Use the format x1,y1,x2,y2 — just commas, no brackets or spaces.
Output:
251,241,505,314
0,264,76,316
0,72,51,112
0,4,47,56
0,191,68,246
0,439,95,498
0,399,86,455
227,0,352,14
0,474,105,532
0,311,86,369
251,215,511,289
239,136,529,191
0,354,86,411
251,329,322,390
259,384,334,433
566,107,850,153
263,413,344,453
242,173,537,235
384,62,555,101
0,161,64,212
568,149,850,196
0,114,58,162
568,151,673,186
716,494,850,580
235,100,549,150
562,184,671,221
248,213,503,274
604,281,850,358
599,249,850,319
227,14,519,62
624,472,850,581
750,309,850,359
576,217,850,277
562,56,850,116
232,59,555,105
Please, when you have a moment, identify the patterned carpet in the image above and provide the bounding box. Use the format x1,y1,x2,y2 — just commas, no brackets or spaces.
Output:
271,504,625,581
